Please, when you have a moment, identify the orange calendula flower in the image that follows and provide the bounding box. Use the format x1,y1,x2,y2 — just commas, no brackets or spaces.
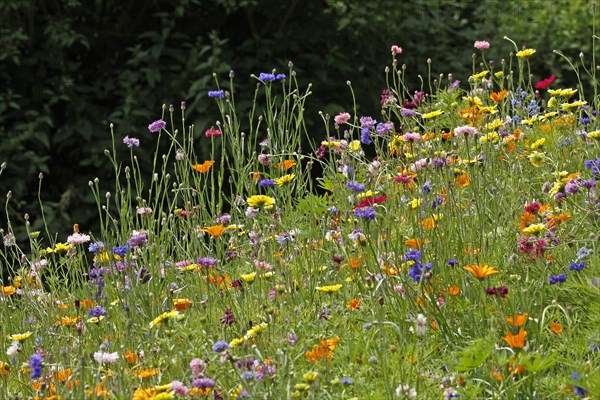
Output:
172,298,193,311
55,316,80,326
505,313,528,327
463,263,499,279
490,90,509,102
347,298,361,310
133,368,160,379
454,171,470,188
550,321,563,335
503,330,527,349
204,225,227,238
191,160,215,173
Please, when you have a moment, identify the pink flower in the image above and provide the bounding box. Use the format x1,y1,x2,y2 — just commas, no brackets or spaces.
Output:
190,358,205,377
391,45,403,55
402,132,421,142
474,41,490,50
205,127,222,137
454,125,478,138
535,74,556,89
334,112,351,126
171,380,189,396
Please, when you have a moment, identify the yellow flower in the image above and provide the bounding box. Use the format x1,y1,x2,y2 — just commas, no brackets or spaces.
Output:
8,332,32,341
316,284,342,293
516,48,536,58
521,115,539,125
494,71,504,78
87,316,104,324
562,100,586,110
527,151,545,167
46,242,74,254
230,337,247,347
470,70,489,80
530,138,545,149
240,272,257,283
588,130,600,140
275,174,295,186
548,88,577,97
522,223,545,235
547,97,557,108
247,195,275,208
422,110,443,119
303,371,319,382
477,105,498,113
149,310,179,328
245,322,268,339
540,111,558,121
348,140,361,151
409,198,422,209
464,96,483,106
321,140,341,147
503,329,527,349
479,132,499,144
463,263,499,279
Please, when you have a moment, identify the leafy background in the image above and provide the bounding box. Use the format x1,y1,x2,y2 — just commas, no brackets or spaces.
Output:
0,0,596,242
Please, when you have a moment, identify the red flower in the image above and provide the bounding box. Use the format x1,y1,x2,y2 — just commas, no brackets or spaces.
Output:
535,74,555,89
356,196,387,208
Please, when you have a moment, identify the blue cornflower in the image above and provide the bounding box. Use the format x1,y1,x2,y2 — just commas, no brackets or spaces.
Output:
112,245,128,257
354,206,376,220
258,72,276,82
328,206,339,215
359,116,377,130
29,353,43,379
421,181,432,195
193,377,216,389
88,306,106,318
347,181,365,192
275,73,286,80
340,377,353,385
405,248,422,261
212,340,230,353
571,372,587,398
569,262,585,272
576,247,591,260
446,259,459,267
584,158,600,178
207,90,225,98
259,179,275,188
549,274,567,285
579,117,591,125
88,241,105,254
363,322,372,330
360,128,372,145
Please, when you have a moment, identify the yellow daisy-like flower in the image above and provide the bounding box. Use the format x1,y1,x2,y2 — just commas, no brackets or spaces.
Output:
522,223,545,235
530,138,545,150
245,322,268,338
477,105,498,113
485,118,503,131
230,337,247,348
494,71,504,78
548,88,577,97
547,97,557,108
275,174,295,186
45,242,74,254
479,132,499,144
470,70,489,80
464,96,483,106
87,316,104,324
8,332,32,341
422,110,443,119
321,140,341,147
561,100,586,110
528,151,545,167
516,48,536,58
540,111,558,121
409,198,422,209
316,284,342,293
588,130,600,140
463,263,499,279
303,371,319,382
247,195,275,208
521,115,539,125
149,310,179,328
348,140,361,151
240,272,257,283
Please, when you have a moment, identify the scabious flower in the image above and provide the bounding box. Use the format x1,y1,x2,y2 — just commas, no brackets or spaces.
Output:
171,380,189,396
402,132,421,142
190,358,205,377
474,40,490,49
197,257,218,267
148,119,166,133
123,136,140,148
454,125,478,138
359,116,377,130
376,121,394,135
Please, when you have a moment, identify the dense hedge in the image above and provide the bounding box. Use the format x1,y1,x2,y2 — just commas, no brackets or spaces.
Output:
0,0,595,242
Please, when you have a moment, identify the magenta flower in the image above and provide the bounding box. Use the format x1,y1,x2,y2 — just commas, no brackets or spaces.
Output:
148,119,166,133
391,45,403,55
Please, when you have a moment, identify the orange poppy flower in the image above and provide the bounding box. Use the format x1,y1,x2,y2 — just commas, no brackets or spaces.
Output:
490,90,509,102
124,350,139,365
463,263,499,279
276,159,297,170
503,329,527,349
133,368,160,379
204,225,227,238
172,298,193,311
405,238,426,249
191,160,215,173
347,298,361,310
447,286,460,295
550,321,563,335
455,172,470,188
505,313,528,327
349,255,362,269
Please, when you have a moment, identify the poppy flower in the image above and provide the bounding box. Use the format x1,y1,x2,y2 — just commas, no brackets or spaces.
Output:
535,74,555,89
505,313,528,327
347,298,361,310
550,321,563,335
463,263,499,279
503,329,527,349
204,225,227,238
191,160,215,173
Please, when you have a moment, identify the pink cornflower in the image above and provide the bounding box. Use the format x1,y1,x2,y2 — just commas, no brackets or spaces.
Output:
474,40,490,50
391,45,403,54
171,380,189,396
334,112,351,126
402,132,421,142
454,125,478,138
205,127,222,137
190,358,205,378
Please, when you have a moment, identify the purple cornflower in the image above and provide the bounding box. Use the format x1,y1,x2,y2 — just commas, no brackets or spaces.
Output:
29,353,43,379
375,122,394,135
581,179,596,188
549,274,567,285
258,72,276,82
220,308,237,325
89,306,106,318
354,206,376,220
446,259,459,267
88,241,105,254
148,119,166,133
569,262,586,272
565,180,580,195
584,158,600,179
197,257,218,267
347,181,365,192
192,377,215,389
421,181,432,195
208,90,225,98
123,136,140,148
448,80,461,92
340,378,353,385
405,249,422,261
275,73,286,80
360,116,377,130
212,341,230,353
259,179,275,188
139,267,151,284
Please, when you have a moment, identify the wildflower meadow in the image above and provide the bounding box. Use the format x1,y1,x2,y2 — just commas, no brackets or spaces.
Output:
1,33,599,399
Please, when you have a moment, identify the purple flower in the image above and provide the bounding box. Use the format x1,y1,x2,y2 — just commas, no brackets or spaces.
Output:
448,80,461,92
193,377,215,389
359,116,377,130
347,181,365,192
549,274,567,285
258,72,276,82
259,179,275,188
29,353,43,379
112,245,128,257
584,158,600,179
569,262,586,272
375,122,394,135
129,232,147,247
212,340,230,352
275,73,286,80
139,267,151,284
360,128,372,145
89,306,106,317
89,241,105,254
446,259,459,267
565,180,580,195
123,136,140,148
220,308,237,324
354,206,376,220
340,378,353,385
148,120,166,133
208,90,225,98
400,108,416,117
197,257,218,267
405,249,422,261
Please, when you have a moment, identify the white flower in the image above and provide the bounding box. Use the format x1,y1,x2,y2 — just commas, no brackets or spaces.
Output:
67,232,91,245
6,341,19,357
395,384,417,398
93,351,119,364
415,313,428,335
